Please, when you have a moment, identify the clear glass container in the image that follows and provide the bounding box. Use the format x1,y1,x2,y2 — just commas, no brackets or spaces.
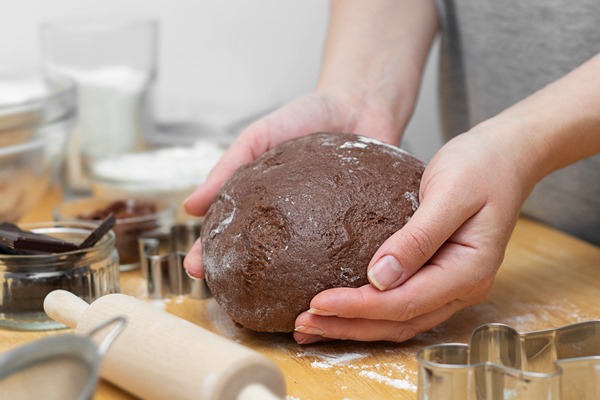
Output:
0,73,76,222
41,16,158,194
0,221,119,331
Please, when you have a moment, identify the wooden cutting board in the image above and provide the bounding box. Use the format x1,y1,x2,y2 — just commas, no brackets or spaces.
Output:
5,186,600,400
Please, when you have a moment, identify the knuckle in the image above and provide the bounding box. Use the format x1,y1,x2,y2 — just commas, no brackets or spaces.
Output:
393,299,421,322
401,226,435,262
389,324,418,343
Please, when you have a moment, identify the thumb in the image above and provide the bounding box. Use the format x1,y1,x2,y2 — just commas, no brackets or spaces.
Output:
367,190,481,291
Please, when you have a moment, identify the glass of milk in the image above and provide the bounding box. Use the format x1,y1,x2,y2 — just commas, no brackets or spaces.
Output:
41,16,158,193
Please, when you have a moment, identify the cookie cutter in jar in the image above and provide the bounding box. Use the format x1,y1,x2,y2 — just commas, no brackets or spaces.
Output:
0,316,125,400
417,320,600,400
138,220,211,300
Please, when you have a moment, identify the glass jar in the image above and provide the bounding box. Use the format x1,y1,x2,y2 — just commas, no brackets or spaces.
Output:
0,221,119,330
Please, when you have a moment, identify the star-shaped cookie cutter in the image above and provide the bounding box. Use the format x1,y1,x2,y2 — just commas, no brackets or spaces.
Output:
417,320,600,399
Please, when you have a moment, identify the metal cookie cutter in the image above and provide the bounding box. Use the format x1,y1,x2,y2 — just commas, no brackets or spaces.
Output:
0,316,125,400
138,221,211,300
417,320,600,400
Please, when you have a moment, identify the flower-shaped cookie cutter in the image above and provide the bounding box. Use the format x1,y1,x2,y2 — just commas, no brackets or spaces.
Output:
417,321,600,399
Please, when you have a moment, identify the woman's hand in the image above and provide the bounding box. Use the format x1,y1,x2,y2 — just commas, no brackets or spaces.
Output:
294,51,600,344
294,127,535,344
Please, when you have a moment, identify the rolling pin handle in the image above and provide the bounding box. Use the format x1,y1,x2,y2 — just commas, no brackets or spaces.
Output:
43,289,90,329
237,384,283,400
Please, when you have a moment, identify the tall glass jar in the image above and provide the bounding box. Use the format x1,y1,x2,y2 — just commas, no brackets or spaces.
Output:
0,221,119,330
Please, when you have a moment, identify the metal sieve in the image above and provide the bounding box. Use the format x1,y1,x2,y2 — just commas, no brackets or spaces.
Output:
0,316,125,400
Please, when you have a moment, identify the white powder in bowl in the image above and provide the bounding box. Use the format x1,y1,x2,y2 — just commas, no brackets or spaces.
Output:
92,140,224,190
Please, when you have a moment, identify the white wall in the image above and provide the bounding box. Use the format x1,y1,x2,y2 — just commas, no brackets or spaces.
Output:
0,0,442,160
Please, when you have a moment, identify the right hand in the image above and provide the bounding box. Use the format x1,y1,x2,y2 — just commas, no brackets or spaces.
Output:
183,90,404,278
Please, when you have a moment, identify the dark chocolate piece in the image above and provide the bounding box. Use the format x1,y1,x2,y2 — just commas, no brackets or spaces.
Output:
79,214,116,249
76,200,159,265
77,199,156,221
0,225,80,253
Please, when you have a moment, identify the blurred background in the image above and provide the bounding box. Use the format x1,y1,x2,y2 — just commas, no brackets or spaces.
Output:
0,0,443,225
0,0,442,160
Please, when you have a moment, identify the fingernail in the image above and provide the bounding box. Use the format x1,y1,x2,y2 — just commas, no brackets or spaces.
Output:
295,325,324,336
368,255,403,290
184,268,200,281
307,308,337,316
298,336,324,345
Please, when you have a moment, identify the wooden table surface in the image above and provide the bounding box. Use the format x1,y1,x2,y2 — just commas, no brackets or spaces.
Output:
4,186,600,400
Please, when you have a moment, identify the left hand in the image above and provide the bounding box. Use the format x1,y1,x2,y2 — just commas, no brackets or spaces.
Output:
294,126,535,344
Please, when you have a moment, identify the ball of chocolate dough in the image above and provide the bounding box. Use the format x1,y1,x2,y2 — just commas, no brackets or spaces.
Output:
201,132,426,332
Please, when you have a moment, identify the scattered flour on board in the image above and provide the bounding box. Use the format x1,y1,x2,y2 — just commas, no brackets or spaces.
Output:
296,349,418,394
311,360,333,369
297,351,368,366
358,370,417,391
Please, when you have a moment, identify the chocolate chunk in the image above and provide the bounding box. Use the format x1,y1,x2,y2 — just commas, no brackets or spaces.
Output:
75,199,160,265
0,216,115,255
0,224,80,254
79,214,116,249
77,199,157,221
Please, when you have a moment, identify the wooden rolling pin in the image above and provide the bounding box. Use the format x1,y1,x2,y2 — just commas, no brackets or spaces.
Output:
44,290,286,400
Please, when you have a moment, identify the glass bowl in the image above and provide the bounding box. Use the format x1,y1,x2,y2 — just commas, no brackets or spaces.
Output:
53,197,175,270
0,73,76,222
89,140,224,222
0,221,119,331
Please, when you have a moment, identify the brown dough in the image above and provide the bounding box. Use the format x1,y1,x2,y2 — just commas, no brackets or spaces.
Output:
201,132,426,332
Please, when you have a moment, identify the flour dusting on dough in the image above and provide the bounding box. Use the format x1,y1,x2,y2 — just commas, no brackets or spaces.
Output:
404,191,419,212
339,140,368,149
357,135,411,155
210,193,236,238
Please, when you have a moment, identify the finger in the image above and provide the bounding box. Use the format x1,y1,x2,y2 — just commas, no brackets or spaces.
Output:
183,238,205,278
294,297,469,342
367,180,484,291
309,241,489,321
